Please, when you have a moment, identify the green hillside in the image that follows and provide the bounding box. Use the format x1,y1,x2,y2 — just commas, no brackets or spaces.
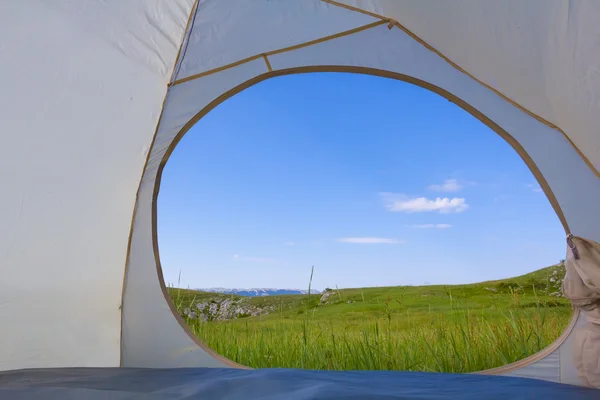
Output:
168,262,571,372
168,262,568,320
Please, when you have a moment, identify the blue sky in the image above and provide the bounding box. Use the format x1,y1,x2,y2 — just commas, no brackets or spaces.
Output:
157,73,565,291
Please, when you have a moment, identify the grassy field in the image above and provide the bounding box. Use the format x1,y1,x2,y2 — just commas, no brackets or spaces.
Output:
168,262,572,373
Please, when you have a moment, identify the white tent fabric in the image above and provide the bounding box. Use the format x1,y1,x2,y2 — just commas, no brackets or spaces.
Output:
1,0,600,391
0,0,194,371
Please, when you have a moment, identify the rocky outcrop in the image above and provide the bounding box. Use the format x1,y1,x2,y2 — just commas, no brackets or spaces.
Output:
320,291,334,304
548,265,565,297
182,297,275,322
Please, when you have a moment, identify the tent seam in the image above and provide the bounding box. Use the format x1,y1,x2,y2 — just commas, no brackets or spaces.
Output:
321,0,600,179
169,19,387,86
171,0,201,83
262,54,273,72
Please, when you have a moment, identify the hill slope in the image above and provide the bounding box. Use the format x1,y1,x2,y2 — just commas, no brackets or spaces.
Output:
168,262,567,322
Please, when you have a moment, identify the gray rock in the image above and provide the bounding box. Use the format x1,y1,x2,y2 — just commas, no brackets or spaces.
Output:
191,296,275,321
320,291,334,303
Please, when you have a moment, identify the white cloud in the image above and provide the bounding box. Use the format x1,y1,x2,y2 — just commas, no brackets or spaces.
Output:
428,179,463,192
527,183,543,193
410,224,452,229
336,237,404,244
379,192,469,214
232,255,277,263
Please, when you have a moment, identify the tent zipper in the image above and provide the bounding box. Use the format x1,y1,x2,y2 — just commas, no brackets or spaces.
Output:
567,234,580,260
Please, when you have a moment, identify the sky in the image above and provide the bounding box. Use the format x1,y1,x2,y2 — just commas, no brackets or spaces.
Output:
157,72,565,291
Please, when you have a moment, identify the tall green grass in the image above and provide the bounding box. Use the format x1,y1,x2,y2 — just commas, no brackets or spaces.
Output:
172,287,571,372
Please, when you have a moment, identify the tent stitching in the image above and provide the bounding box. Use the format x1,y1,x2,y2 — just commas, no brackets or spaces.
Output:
171,0,201,84
170,19,387,86
262,54,273,72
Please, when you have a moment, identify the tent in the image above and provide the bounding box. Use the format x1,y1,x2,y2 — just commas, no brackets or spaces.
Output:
1,0,600,398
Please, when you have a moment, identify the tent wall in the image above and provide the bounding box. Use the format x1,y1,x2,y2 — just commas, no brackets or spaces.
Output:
0,1,193,371
123,6,600,387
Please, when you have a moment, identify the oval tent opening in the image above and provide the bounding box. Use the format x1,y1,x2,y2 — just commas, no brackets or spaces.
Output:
157,72,573,373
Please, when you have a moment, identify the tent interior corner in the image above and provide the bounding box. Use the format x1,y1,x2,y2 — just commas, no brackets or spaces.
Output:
1,0,599,398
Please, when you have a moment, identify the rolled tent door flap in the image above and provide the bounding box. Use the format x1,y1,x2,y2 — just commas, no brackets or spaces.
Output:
562,236,600,387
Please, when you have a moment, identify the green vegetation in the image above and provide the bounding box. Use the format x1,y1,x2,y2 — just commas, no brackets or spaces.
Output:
168,263,571,372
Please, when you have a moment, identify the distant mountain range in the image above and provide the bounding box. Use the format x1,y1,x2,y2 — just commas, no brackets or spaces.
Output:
196,288,322,297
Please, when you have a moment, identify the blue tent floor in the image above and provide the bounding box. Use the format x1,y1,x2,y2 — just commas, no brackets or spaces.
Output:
0,367,597,399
